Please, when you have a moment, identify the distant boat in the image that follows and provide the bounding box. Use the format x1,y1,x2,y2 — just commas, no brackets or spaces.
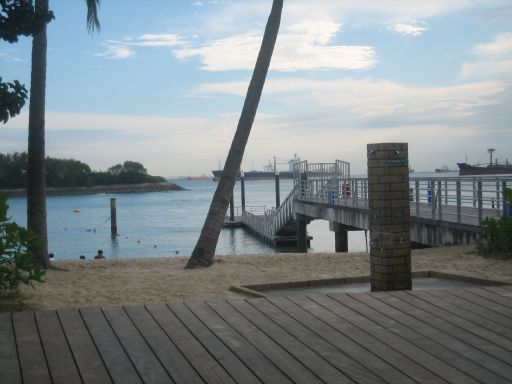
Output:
457,148,512,175
212,169,294,181
213,155,300,181
187,174,209,181
435,165,456,173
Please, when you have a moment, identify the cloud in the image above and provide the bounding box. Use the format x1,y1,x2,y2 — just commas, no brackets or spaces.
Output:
196,77,507,121
115,34,185,47
95,34,185,59
461,32,512,80
95,44,136,59
174,20,376,71
387,22,428,36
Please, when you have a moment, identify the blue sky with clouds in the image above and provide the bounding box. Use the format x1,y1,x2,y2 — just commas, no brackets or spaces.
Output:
2,0,511,176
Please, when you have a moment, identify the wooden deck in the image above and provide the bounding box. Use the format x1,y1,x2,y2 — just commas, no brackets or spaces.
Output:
2,285,512,383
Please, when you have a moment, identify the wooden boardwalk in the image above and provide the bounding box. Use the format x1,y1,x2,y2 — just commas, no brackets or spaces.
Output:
2,285,512,383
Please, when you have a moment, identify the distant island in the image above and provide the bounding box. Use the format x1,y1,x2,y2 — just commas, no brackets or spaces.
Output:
1,182,183,197
0,153,184,196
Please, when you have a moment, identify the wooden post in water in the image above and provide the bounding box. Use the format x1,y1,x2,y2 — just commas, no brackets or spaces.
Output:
110,198,117,238
240,171,246,211
275,171,280,209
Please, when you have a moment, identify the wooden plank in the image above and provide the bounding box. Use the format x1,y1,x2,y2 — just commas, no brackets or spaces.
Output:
228,299,347,384
35,310,82,384
283,295,417,384
466,287,512,309
101,306,173,384
186,301,293,384
349,292,512,384
451,288,512,316
324,293,467,384
80,307,142,384
418,290,512,338
427,289,512,330
0,312,21,384
168,302,261,384
399,290,512,353
11,311,51,384
248,297,376,383
207,299,322,384
146,304,234,384
123,305,203,384
381,291,512,364
57,308,112,384
482,285,512,299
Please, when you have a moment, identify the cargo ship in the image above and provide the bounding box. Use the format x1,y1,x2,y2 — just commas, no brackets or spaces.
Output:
457,148,512,175
212,155,300,181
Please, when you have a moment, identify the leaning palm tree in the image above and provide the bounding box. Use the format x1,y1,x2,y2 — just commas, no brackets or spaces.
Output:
186,0,284,268
27,0,100,268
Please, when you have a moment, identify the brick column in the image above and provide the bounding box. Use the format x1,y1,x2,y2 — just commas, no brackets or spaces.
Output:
367,143,411,291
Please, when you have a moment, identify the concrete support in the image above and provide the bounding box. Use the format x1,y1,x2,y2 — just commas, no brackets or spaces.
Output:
335,229,348,252
367,143,411,291
330,222,348,252
296,214,308,252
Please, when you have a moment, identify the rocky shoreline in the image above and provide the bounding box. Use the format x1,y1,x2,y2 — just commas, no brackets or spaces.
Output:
0,182,184,197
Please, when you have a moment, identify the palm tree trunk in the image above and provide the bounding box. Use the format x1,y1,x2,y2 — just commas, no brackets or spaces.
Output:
27,0,50,268
186,0,283,268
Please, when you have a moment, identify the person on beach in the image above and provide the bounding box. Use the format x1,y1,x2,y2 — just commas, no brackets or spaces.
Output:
94,250,105,259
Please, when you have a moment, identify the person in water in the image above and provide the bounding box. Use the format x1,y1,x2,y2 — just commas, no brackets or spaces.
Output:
94,249,105,259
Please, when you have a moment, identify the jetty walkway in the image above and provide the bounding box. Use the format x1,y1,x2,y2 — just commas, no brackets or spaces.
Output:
238,160,511,249
3,285,512,383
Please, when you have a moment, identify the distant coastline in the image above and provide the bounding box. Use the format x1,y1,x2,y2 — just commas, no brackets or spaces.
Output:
0,182,184,197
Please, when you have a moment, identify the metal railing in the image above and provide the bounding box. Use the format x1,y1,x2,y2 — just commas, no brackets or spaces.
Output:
294,161,511,225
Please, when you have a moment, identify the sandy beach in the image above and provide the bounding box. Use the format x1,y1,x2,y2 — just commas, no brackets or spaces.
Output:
5,245,510,312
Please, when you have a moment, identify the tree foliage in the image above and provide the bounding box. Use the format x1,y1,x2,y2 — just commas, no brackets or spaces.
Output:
0,153,165,188
478,187,512,258
0,0,54,123
0,193,44,296
0,77,28,123
0,0,54,43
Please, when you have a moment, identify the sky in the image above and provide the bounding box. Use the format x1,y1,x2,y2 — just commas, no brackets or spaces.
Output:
1,0,511,177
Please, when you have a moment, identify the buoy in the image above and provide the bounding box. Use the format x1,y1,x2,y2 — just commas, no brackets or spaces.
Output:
73,208,81,213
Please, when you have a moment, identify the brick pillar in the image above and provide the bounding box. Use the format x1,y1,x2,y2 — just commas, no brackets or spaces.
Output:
367,143,411,291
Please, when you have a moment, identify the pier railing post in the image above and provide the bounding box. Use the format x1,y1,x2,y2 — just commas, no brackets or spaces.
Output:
367,142,411,292
229,194,235,222
110,198,117,238
241,172,246,211
478,180,483,224
438,180,442,220
503,181,508,216
456,180,461,223
415,180,419,216
275,171,280,208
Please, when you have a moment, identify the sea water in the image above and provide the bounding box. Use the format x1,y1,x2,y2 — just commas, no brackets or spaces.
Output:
5,178,367,260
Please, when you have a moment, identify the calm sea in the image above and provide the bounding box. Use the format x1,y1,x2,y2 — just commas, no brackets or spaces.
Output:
6,178,369,260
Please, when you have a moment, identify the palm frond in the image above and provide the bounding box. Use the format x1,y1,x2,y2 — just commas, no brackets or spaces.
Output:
85,0,101,33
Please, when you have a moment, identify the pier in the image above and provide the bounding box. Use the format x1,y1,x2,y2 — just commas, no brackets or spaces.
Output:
232,159,511,251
